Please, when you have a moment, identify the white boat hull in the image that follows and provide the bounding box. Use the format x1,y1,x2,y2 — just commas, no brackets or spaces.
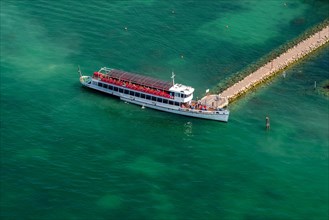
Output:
120,97,229,122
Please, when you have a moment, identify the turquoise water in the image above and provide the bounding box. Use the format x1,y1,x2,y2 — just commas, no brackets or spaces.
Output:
1,1,328,219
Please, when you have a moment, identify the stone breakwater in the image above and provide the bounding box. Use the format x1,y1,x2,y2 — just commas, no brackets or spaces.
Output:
201,25,329,109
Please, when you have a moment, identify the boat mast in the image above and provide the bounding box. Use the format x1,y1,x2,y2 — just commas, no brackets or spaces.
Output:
171,71,175,86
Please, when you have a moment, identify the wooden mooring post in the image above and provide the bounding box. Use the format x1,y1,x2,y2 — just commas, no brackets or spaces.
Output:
266,116,270,131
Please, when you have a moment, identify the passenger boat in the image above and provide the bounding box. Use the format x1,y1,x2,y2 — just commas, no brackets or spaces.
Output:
79,67,229,122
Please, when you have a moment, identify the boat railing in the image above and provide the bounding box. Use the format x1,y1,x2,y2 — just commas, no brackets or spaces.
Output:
92,73,175,99
179,107,226,115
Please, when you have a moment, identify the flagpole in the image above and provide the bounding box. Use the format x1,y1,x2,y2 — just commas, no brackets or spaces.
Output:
78,65,82,77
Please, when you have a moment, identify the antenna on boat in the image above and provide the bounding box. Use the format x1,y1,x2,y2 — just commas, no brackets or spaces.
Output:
78,65,82,77
171,71,175,86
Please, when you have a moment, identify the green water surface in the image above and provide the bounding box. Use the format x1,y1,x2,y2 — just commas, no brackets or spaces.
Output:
1,1,328,219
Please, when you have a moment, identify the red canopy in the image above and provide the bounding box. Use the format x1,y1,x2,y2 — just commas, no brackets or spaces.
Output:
104,69,172,91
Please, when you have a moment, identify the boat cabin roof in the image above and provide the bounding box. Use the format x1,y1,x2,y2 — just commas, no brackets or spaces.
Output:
100,68,173,91
170,83,194,94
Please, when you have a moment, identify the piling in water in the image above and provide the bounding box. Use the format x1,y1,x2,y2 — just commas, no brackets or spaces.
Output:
266,116,270,131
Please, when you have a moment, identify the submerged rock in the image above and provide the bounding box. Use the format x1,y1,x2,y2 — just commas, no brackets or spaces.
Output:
323,83,329,89
319,80,329,96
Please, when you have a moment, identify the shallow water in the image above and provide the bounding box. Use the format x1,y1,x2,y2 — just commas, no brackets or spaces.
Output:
1,1,328,219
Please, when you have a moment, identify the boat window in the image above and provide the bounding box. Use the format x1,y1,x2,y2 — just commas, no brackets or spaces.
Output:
119,88,123,93
146,95,151,100
135,92,140,97
141,93,145,99
130,91,134,96
103,84,107,89
124,90,129,94
175,102,179,106
163,99,168,104
109,85,113,90
98,82,103,87
114,87,118,92
169,101,174,105
152,96,156,101
157,97,162,103
175,93,180,97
